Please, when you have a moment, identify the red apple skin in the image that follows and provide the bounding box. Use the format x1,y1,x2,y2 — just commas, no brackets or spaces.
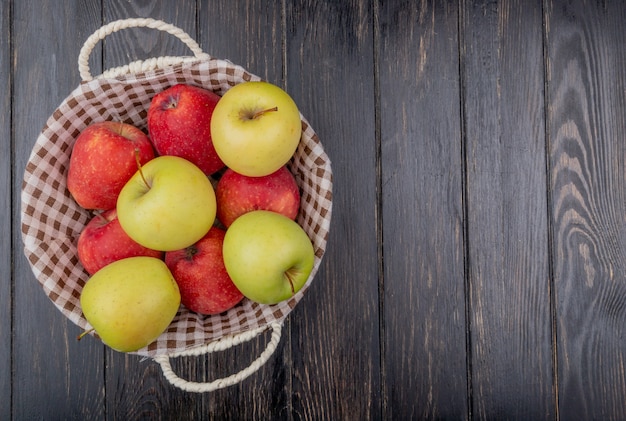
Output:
67,121,155,210
216,166,300,228
147,84,225,176
165,227,243,315
77,209,164,275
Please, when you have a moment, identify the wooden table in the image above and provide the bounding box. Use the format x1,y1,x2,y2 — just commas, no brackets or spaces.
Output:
4,1,626,419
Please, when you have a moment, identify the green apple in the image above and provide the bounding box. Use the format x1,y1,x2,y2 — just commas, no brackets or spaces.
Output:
79,256,181,352
116,155,216,251
210,81,302,177
222,210,315,304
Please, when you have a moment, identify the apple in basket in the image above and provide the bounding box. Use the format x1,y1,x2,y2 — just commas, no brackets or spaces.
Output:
67,121,155,210
215,166,300,228
116,155,216,251
77,208,163,275
210,81,302,177
79,256,181,353
147,84,225,176
222,210,315,305
165,227,243,315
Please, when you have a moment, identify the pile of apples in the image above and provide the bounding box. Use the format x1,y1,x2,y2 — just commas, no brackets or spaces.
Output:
69,81,315,352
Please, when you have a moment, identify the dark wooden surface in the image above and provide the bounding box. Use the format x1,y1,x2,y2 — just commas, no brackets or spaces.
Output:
4,1,626,419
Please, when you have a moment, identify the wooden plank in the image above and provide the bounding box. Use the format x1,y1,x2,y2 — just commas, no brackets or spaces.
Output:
0,0,11,417
12,1,106,419
197,0,283,80
98,1,213,418
545,1,626,419
283,1,381,419
462,1,555,418
99,2,287,419
196,2,290,419
377,1,467,418
102,1,199,72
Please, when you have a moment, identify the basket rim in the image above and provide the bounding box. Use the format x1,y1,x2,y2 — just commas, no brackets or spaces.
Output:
21,57,333,357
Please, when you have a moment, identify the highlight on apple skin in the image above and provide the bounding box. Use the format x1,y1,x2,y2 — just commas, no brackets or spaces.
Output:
147,83,225,176
116,155,217,252
79,256,181,353
222,210,315,305
77,208,164,275
216,165,300,228
210,81,302,177
67,121,155,210
165,227,244,315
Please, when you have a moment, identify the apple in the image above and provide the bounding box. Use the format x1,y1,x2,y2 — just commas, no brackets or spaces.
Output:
215,166,300,227
210,81,302,177
165,227,243,315
116,155,217,251
79,256,181,352
67,121,155,210
222,210,314,305
77,208,164,275
147,84,225,176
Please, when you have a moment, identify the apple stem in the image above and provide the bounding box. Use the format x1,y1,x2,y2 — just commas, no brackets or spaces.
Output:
95,211,107,224
252,106,278,119
77,328,95,341
134,148,150,189
185,245,198,261
284,271,296,296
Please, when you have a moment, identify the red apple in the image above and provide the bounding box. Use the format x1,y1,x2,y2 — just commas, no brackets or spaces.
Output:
67,121,155,210
77,209,164,275
147,84,225,176
215,166,300,228
165,227,243,315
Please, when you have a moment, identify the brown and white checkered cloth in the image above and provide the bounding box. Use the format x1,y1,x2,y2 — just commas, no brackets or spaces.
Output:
20,58,333,357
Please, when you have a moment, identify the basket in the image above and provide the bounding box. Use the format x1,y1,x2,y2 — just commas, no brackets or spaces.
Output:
20,18,333,392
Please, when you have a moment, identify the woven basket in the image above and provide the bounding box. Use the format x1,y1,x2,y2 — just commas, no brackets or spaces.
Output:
20,18,333,392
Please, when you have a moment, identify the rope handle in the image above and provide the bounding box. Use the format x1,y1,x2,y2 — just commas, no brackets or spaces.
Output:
78,18,210,81
154,322,283,393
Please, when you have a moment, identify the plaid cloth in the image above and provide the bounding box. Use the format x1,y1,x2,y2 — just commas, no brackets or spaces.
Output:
20,58,333,357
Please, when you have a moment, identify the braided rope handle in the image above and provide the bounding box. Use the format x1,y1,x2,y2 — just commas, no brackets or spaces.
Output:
78,18,210,81
79,19,283,392
154,323,283,393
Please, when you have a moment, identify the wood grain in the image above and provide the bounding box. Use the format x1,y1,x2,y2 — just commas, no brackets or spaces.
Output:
102,1,200,73
99,1,213,418
198,0,284,83
285,1,382,419
377,1,467,419
80,2,291,418
6,1,626,419
545,1,626,419
0,0,11,418
196,2,288,419
11,1,105,420
462,1,555,418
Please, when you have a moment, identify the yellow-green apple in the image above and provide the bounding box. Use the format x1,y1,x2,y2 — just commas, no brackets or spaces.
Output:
77,208,163,275
67,121,155,210
222,210,314,304
79,256,181,352
165,227,243,315
210,81,302,177
216,166,300,227
116,155,216,251
147,84,225,176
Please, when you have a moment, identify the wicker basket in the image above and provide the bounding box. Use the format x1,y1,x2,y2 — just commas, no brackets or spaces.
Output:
20,18,333,392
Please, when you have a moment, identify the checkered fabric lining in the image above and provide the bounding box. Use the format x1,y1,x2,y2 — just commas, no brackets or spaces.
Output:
20,58,333,357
